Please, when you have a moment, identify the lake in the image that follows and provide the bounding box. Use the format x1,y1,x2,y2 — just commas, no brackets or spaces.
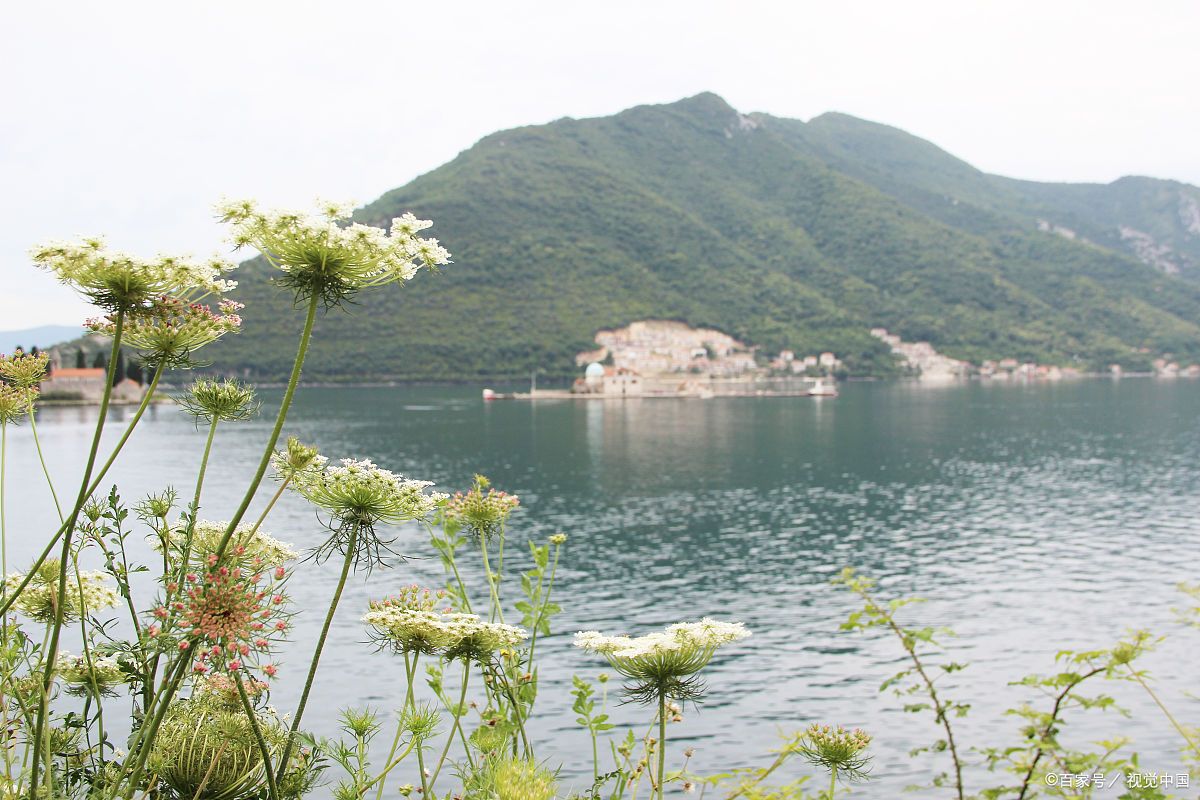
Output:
5,379,1199,796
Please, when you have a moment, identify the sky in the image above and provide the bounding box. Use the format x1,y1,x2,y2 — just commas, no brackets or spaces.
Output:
3,0,1199,330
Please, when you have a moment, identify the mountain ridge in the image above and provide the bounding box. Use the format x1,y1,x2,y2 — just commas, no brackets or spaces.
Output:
208,93,1200,381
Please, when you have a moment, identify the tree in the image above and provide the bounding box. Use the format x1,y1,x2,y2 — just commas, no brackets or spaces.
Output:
125,358,144,385
92,351,107,370
75,349,86,369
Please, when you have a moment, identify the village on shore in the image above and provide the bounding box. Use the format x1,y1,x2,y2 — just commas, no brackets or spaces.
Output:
488,320,1200,401
10,318,1200,407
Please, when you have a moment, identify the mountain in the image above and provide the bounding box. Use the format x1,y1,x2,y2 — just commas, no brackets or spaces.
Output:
0,325,83,354
211,93,1200,381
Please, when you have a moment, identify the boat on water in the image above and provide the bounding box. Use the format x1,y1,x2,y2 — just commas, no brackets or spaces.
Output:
807,378,838,397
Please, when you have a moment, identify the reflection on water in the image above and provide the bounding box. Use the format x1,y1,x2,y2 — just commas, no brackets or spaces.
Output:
5,380,1200,794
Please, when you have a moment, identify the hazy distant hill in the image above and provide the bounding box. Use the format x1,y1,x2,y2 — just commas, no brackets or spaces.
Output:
0,325,82,354
211,93,1200,380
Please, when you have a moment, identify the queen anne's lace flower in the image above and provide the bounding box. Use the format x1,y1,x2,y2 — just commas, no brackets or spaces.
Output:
363,596,527,660
56,652,126,696
153,557,291,678
270,437,327,484
5,560,120,624
216,198,450,306
292,458,444,527
86,296,242,367
575,618,750,703
155,520,298,569
443,474,519,538
0,351,49,388
798,724,872,780
149,692,288,800
177,378,258,422
31,237,236,311
0,384,37,425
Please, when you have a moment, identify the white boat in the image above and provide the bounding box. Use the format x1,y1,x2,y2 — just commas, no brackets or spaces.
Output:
807,378,838,397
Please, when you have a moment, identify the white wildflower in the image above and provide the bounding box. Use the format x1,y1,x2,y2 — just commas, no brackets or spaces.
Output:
575,618,750,703
154,520,297,568
30,237,236,311
215,197,450,305
291,458,445,527
5,561,120,624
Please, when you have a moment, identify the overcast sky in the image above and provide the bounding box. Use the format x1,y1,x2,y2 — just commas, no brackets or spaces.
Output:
3,1,1198,330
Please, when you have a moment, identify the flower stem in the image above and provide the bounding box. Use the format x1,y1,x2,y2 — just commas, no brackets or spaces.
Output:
32,310,125,794
235,671,279,800
377,652,419,800
215,293,319,559
829,768,837,799
1,423,6,582
27,412,62,521
657,691,667,800
525,541,562,671
117,655,189,799
279,522,358,772
429,660,470,788
248,477,291,535
477,535,504,624
177,417,219,579
1127,665,1200,757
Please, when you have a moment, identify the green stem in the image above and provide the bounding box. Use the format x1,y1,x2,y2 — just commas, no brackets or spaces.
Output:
32,311,125,796
1,423,6,583
829,768,836,800
248,477,291,535
478,535,504,624
377,651,419,800
360,738,418,791
214,293,319,559
71,552,106,767
192,417,219,514
27,412,62,521
657,691,666,800
177,417,219,580
279,522,357,772
1127,665,1200,757
405,652,431,799
235,671,279,800
117,655,188,799
525,542,561,671
430,660,470,788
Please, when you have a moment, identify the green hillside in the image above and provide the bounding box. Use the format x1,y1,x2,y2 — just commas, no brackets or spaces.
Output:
210,93,1200,381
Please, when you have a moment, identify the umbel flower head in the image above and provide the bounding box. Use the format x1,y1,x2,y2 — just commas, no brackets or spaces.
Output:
178,378,259,423
798,724,872,781
0,351,49,388
0,383,37,425
471,756,558,800
363,594,527,661
216,198,451,307
152,554,291,679
55,652,127,697
575,618,750,703
290,457,445,570
443,474,520,539
155,520,298,570
149,692,287,800
270,436,326,484
86,296,242,368
4,559,120,624
31,237,236,312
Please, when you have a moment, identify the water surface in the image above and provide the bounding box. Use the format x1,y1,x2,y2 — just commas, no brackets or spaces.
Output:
6,380,1199,796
